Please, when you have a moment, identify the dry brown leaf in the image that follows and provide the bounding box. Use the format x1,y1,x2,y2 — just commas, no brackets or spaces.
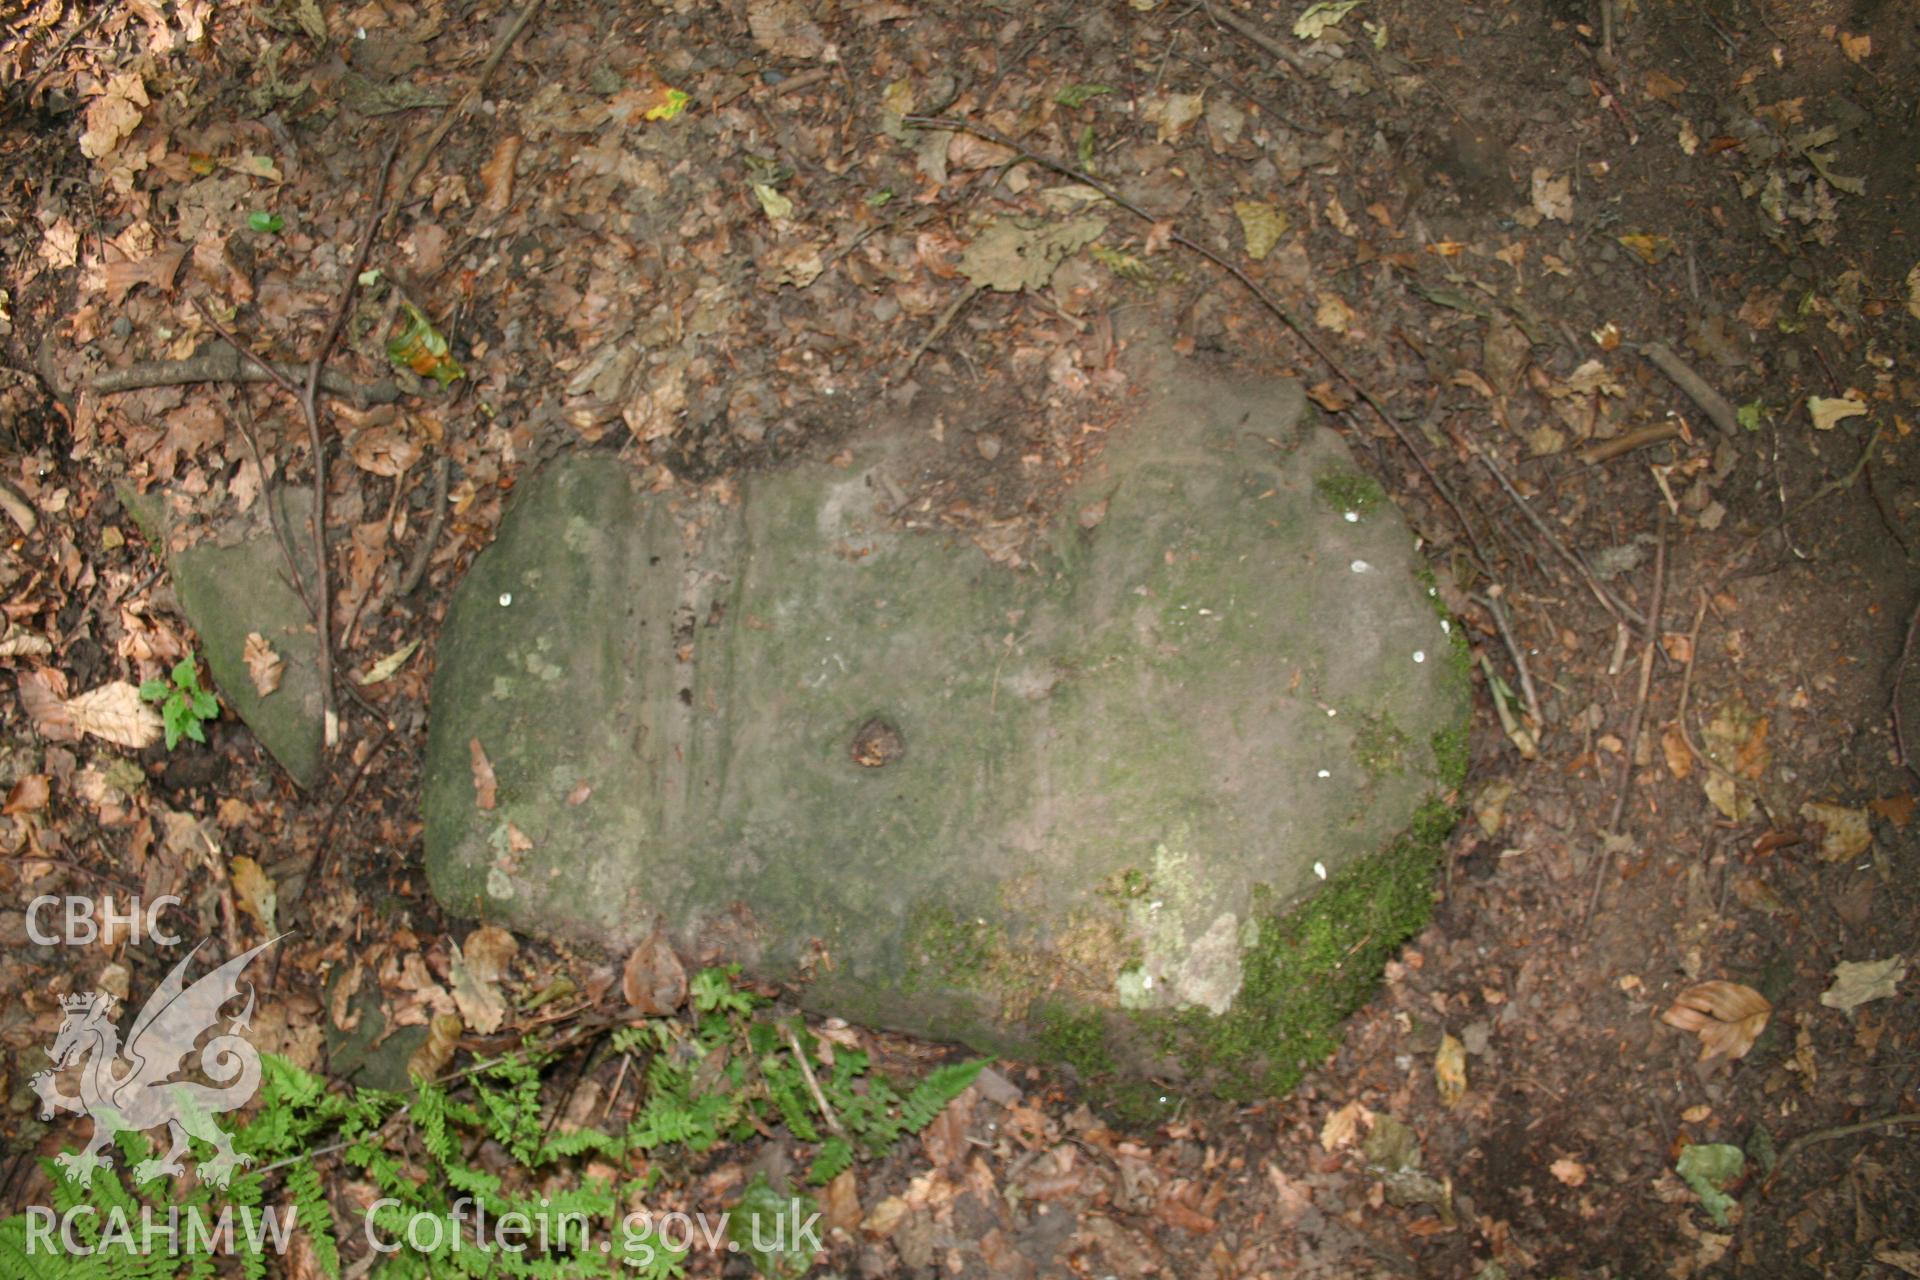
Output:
461,925,519,983
1319,1099,1369,1152
621,928,688,1014
407,1012,464,1081
479,135,523,216
1868,793,1913,827
244,632,285,696
1660,981,1771,1061
65,681,163,749
449,940,509,1035
746,0,827,59
19,668,78,741
4,774,51,814
102,242,188,306
348,425,423,478
1551,1156,1589,1186
1662,724,1693,779
231,855,278,931
469,737,497,810
1435,1033,1468,1107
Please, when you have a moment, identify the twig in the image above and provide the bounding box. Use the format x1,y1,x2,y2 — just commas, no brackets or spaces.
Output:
0,854,139,896
1579,420,1684,465
299,138,403,745
901,113,1493,568
92,347,400,408
1640,343,1738,437
1716,423,1885,587
222,393,318,621
1196,0,1312,73
1585,507,1665,930
779,1021,847,1139
390,0,549,203
1472,441,1645,629
396,454,453,600
1765,1113,1920,1190
1895,593,1920,785
898,283,980,382
1480,592,1544,728
269,717,399,989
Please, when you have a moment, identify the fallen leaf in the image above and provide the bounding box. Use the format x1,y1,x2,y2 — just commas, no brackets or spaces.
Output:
1837,31,1870,63
407,1012,463,1081
449,939,509,1034
478,135,524,216
461,925,519,983
470,737,498,809
1314,295,1357,334
1530,168,1573,222
4,774,51,815
1435,1033,1467,1107
1143,92,1205,143
102,242,187,306
1819,956,1906,1012
1807,395,1867,431
1472,778,1514,837
1675,1143,1743,1227
622,928,689,1014
1662,724,1693,779
1293,0,1365,40
1660,981,1771,1061
1868,793,1913,827
244,632,285,696
1320,1099,1369,1152
65,681,163,749
1550,1157,1588,1187
746,0,827,59
1617,232,1676,264
230,855,278,931
1644,70,1688,104
357,638,420,686
1799,801,1872,862
349,425,423,477
1907,263,1920,322
19,668,76,740
1232,200,1289,261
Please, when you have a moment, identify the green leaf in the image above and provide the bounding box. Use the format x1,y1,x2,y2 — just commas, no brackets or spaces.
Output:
172,656,197,688
139,680,169,702
1675,1143,1744,1226
1055,83,1113,108
192,689,219,719
248,211,285,234
1736,400,1765,431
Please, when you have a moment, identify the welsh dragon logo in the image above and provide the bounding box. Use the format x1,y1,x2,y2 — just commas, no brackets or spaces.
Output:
30,936,280,1189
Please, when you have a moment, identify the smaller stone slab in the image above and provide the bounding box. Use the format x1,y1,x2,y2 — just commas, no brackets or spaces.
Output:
123,486,327,788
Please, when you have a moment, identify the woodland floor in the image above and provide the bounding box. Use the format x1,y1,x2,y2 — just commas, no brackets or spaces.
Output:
2,0,1919,1276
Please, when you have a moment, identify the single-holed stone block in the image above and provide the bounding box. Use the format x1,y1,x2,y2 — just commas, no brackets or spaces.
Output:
423,371,1468,1094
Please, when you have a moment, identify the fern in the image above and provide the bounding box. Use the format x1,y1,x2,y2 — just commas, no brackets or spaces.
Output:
7,968,994,1276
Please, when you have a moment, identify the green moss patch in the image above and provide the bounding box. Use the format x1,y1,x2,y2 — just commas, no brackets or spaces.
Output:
1314,469,1387,516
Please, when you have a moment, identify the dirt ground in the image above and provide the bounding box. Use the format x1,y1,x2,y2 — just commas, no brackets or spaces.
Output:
2,0,1918,1275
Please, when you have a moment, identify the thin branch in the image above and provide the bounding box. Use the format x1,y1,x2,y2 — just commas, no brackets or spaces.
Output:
390,0,550,203
1472,440,1645,629
780,1020,847,1139
1479,592,1544,729
92,347,400,408
1585,507,1665,930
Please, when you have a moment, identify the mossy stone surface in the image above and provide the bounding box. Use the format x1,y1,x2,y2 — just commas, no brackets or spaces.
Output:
422,368,1469,1092
121,485,326,788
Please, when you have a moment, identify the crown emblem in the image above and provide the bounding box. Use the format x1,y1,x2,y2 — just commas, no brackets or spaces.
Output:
61,991,110,1014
